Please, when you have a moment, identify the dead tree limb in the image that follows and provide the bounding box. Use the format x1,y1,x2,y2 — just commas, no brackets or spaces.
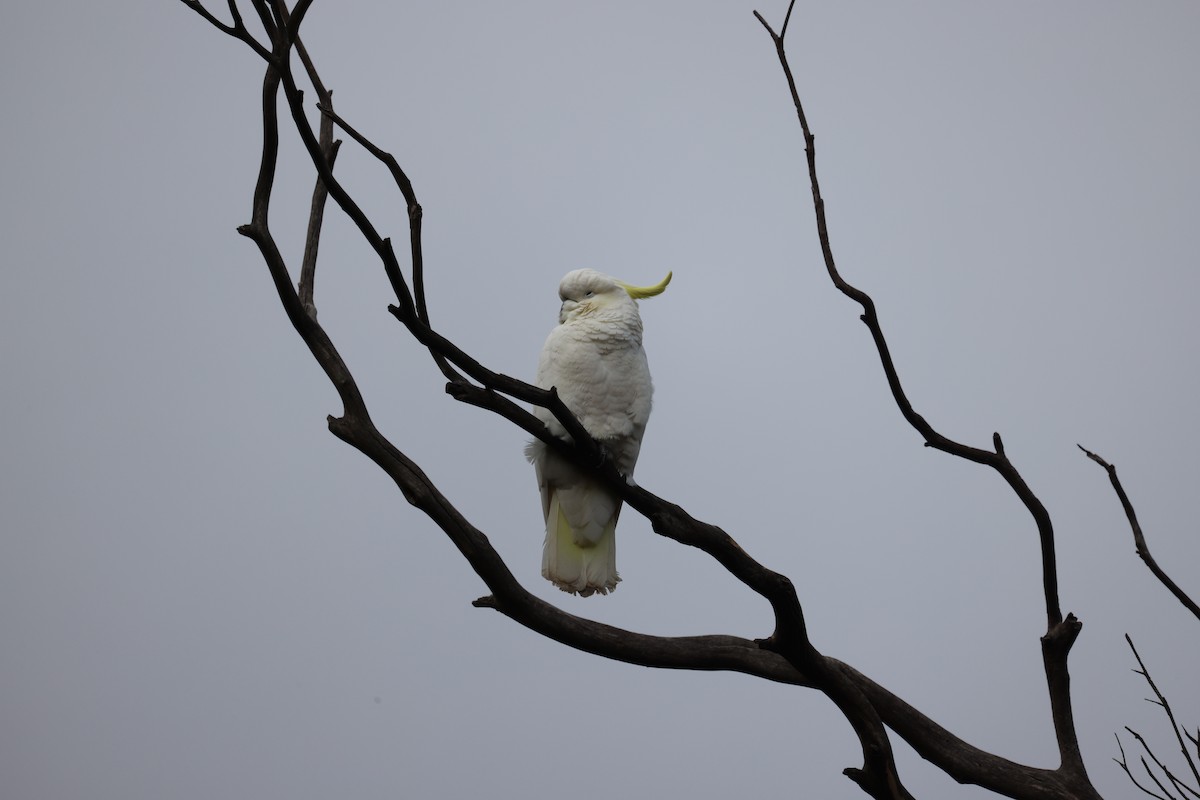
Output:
754,0,1096,795
1078,446,1200,622
1111,636,1200,800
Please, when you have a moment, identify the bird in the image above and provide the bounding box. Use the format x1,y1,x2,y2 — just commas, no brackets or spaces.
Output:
525,268,672,596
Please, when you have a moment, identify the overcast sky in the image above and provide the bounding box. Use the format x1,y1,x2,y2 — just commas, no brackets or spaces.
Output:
3,2,1199,799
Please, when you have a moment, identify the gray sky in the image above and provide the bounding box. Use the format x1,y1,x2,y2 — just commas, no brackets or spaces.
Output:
3,2,1198,798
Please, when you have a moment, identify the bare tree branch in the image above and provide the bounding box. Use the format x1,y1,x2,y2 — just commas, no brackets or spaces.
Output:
753,3,1063,631
312,102,461,383
1139,753,1180,800
1079,446,1200,622
752,0,1094,794
1116,733,1174,800
273,3,338,318
297,131,338,317
180,0,273,60
1118,635,1200,797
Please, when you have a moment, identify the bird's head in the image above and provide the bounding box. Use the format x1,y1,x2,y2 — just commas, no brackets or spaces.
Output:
556,269,672,324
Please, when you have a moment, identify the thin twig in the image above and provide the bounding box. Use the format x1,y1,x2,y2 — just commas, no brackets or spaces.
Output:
315,103,459,382
180,0,273,59
1130,726,1200,800
1125,635,1200,791
1118,733,1175,800
1140,754,1180,800
274,0,337,317
297,94,338,316
298,136,339,317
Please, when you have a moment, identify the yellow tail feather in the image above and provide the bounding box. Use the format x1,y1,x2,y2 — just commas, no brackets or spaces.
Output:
541,492,620,597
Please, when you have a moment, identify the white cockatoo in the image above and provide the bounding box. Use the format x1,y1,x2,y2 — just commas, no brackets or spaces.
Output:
526,268,672,596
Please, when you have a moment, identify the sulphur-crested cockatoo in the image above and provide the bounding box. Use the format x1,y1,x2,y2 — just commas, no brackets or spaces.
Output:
526,268,671,597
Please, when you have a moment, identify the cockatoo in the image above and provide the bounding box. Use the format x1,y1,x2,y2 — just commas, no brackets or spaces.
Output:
526,268,672,597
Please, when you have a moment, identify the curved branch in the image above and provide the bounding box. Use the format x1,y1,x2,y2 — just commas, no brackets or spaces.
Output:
1079,446,1200,622
754,0,1093,795
752,4,1061,631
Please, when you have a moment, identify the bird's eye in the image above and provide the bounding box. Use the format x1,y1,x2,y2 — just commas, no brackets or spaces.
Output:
585,291,595,297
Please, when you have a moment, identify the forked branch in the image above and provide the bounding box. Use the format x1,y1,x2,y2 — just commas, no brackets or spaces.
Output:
754,0,1094,795
1112,635,1200,800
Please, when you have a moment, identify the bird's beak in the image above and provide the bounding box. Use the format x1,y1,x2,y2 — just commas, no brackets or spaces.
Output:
616,271,672,300
559,299,579,323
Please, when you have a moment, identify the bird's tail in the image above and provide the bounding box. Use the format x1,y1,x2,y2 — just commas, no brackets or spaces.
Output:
541,491,620,597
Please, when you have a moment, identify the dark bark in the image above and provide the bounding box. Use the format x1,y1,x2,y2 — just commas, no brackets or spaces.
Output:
1078,446,1200,623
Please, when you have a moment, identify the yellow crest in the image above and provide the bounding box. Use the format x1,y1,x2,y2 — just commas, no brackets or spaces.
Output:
616,271,672,299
